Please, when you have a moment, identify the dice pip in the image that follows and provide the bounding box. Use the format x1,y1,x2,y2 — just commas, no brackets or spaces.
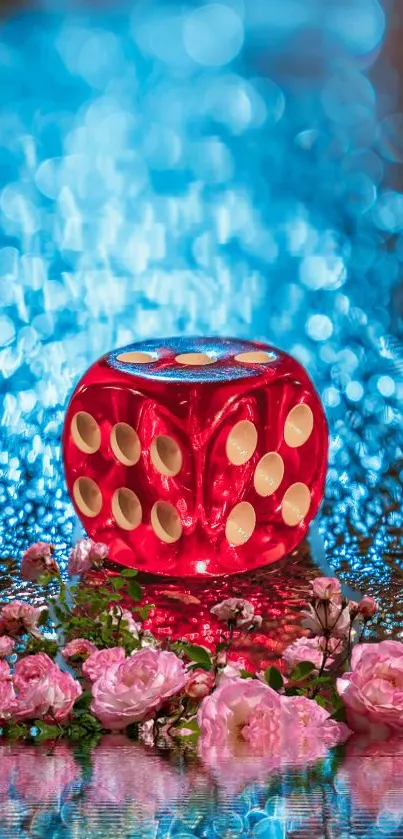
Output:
63,337,327,576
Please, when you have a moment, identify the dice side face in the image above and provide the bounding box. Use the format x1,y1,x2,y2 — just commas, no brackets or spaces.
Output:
63,337,328,576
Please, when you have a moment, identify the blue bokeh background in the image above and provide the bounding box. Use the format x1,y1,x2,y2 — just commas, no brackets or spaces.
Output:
0,0,402,572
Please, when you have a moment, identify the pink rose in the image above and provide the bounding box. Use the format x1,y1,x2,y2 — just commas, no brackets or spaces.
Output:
91,649,186,730
357,596,378,619
83,647,126,682
0,660,11,680
0,636,15,658
301,601,350,638
283,695,351,765
0,672,15,723
198,678,284,758
21,542,60,582
13,653,54,692
210,598,258,629
337,640,403,736
13,660,82,723
185,669,215,700
283,636,342,673
0,600,44,636
311,577,341,602
62,638,98,661
68,538,108,576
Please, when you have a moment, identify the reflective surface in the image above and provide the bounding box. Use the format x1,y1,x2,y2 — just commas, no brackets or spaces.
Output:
3,731,403,838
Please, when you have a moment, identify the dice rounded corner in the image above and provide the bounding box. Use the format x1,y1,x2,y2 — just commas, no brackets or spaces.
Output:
63,337,328,577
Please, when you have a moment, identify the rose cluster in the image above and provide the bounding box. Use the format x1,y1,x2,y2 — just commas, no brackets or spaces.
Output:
0,543,397,773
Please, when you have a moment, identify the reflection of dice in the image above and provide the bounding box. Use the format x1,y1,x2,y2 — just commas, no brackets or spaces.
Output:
63,337,327,577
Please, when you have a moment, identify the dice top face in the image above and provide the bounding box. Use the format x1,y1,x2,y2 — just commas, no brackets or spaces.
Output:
108,337,278,383
63,337,328,577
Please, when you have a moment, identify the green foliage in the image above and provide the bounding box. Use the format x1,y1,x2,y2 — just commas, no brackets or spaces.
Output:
264,666,284,691
289,661,316,682
173,642,213,671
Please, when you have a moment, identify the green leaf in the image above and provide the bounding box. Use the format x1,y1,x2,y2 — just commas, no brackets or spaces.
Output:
120,568,138,578
34,721,60,742
240,669,257,679
264,667,284,691
134,604,154,620
127,579,142,601
110,576,126,590
106,592,123,602
73,691,92,711
330,705,347,722
290,661,316,682
180,644,213,671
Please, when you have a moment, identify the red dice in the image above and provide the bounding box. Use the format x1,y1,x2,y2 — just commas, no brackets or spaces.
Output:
63,338,327,577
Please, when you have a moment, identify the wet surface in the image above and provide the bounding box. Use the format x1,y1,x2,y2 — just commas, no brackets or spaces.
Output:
2,734,403,838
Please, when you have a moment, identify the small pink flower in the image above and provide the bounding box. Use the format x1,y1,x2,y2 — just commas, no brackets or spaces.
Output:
337,640,403,736
13,661,82,723
301,601,350,638
13,653,54,692
357,596,378,619
82,647,126,682
185,669,215,700
91,649,186,730
210,598,258,629
198,678,284,759
0,600,44,636
21,542,60,582
311,577,341,602
68,538,108,576
283,636,342,673
62,638,98,661
0,637,15,658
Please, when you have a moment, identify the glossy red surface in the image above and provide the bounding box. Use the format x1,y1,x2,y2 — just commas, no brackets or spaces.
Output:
63,337,328,576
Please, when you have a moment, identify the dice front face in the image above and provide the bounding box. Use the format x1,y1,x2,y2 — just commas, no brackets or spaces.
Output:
63,337,328,577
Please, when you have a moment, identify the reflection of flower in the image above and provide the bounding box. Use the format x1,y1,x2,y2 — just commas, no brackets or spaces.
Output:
13,655,82,723
87,734,185,809
21,541,59,582
0,742,80,802
337,641,403,736
338,735,403,821
0,600,44,636
91,649,186,729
